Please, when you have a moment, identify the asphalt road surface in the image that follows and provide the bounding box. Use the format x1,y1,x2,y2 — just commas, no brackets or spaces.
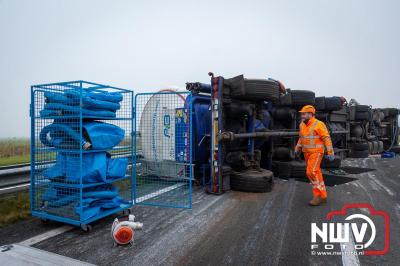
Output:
0,157,399,266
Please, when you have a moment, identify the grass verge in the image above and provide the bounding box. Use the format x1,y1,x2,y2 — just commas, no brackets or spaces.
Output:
0,138,30,166
0,154,30,166
0,191,32,227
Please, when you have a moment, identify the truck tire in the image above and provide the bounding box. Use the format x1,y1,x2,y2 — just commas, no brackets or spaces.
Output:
352,142,369,151
324,97,342,111
355,105,370,112
315,97,326,111
278,93,292,106
289,161,307,178
355,111,370,120
290,90,315,107
230,169,274,192
273,147,292,161
243,79,280,101
272,161,292,179
225,75,280,102
273,107,294,121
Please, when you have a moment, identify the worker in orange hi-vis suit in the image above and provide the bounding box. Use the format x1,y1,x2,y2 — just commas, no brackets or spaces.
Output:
295,105,335,206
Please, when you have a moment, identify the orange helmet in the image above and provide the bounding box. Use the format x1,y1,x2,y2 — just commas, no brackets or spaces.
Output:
299,105,316,115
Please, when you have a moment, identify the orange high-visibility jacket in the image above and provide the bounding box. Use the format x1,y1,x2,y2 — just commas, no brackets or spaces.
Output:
296,117,334,155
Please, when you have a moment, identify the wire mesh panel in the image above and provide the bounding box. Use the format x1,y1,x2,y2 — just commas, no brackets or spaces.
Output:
30,81,133,226
134,91,192,208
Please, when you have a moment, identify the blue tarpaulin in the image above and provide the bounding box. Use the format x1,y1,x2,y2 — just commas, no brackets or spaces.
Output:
41,89,123,118
42,183,128,220
43,153,128,183
39,87,129,221
40,121,125,150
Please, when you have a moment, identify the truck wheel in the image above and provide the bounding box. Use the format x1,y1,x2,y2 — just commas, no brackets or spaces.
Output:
230,169,273,192
278,93,292,106
324,97,342,111
242,79,280,101
273,107,294,121
288,161,307,178
290,90,315,107
315,97,326,111
273,147,292,161
272,161,292,179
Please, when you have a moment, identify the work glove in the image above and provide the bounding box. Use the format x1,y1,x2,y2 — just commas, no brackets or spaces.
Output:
325,155,335,162
294,148,301,160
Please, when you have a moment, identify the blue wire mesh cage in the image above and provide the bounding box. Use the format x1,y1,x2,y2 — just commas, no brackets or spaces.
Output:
30,81,134,226
134,91,193,208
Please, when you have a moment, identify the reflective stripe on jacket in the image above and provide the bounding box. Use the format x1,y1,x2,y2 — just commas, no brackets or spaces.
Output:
295,117,334,155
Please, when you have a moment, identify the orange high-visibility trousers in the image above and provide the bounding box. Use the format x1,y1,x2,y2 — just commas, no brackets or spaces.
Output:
304,152,327,199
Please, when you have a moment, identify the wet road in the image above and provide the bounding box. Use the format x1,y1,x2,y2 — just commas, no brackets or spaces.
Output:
1,157,399,266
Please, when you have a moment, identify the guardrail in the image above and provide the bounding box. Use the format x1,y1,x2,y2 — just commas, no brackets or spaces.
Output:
0,151,140,195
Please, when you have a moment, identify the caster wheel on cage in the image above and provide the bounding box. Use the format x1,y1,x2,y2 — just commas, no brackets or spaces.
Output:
81,224,92,233
40,218,49,225
122,208,132,216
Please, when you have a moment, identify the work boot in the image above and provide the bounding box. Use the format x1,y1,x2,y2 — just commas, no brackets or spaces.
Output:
309,196,326,206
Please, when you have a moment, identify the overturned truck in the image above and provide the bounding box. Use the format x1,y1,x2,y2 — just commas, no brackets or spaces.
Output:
186,73,400,193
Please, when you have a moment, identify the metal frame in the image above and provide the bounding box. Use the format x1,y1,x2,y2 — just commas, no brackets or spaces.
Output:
133,91,193,209
30,81,134,227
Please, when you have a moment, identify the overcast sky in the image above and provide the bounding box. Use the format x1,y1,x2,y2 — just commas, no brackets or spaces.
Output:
0,0,399,138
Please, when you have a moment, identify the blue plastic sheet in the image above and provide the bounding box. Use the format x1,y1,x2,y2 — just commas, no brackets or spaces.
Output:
43,152,128,183
41,89,123,118
40,103,117,118
40,87,129,221
83,122,125,149
40,121,125,150
40,122,86,149
43,183,128,220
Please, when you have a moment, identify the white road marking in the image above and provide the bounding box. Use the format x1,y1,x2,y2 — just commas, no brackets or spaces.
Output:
367,179,380,191
394,204,400,220
0,183,29,192
19,183,184,246
19,225,74,246
136,183,185,203
0,244,95,266
341,224,360,266
371,178,395,197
